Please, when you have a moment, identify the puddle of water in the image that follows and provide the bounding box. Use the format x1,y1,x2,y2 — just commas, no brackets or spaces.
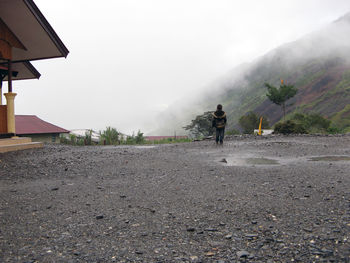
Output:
309,156,350,162
224,157,280,166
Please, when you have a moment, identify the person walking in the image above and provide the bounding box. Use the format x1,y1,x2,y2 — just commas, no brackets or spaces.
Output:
212,104,227,145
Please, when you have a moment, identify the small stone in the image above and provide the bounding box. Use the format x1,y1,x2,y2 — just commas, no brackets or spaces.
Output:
205,228,218,232
303,228,313,232
237,250,250,258
187,227,196,232
135,250,143,255
96,215,104,220
190,255,198,261
224,234,232,239
220,158,227,163
51,187,59,191
245,233,258,239
206,251,215,256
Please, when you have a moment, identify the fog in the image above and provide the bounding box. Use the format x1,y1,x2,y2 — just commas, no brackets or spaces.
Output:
7,0,350,135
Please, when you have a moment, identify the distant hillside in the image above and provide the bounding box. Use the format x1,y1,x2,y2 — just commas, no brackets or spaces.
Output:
154,12,350,135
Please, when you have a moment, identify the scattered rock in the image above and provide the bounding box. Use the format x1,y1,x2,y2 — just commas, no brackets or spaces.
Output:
237,250,250,258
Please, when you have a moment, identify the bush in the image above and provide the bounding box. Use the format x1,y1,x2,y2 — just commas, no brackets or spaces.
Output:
291,113,331,134
100,127,120,145
274,120,307,134
274,113,335,134
327,126,342,134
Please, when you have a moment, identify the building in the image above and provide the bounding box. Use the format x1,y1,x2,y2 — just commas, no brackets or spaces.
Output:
0,0,69,152
16,115,69,143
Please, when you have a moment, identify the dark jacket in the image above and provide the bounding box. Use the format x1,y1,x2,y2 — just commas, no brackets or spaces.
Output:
212,110,227,129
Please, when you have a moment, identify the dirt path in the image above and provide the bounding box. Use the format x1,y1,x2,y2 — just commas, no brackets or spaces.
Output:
0,135,350,262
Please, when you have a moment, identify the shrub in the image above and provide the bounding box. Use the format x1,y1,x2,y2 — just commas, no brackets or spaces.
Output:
274,120,307,134
100,127,120,145
84,130,93,145
327,126,341,134
291,113,331,134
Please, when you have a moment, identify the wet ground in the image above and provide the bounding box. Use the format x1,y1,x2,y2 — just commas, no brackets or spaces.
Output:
0,134,350,262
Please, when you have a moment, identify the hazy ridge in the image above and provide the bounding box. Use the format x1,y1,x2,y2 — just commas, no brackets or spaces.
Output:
153,12,350,135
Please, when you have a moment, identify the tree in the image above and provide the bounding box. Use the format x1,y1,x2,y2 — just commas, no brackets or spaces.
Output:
100,126,120,145
183,111,214,138
265,82,298,120
239,111,269,134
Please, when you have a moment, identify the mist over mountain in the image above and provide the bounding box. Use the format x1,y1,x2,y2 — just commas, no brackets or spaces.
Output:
152,12,350,135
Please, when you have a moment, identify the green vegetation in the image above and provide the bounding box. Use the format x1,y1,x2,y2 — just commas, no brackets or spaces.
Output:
147,137,192,144
225,129,240,135
331,104,350,132
239,111,269,134
183,111,214,138
60,127,193,146
124,130,145,145
60,132,93,146
100,127,120,145
265,82,298,120
273,113,340,134
274,120,307,134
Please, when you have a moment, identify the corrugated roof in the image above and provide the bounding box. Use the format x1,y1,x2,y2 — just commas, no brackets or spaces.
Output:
15,115,69,134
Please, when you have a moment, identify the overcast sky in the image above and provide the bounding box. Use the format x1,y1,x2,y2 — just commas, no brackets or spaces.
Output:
11,0,350,134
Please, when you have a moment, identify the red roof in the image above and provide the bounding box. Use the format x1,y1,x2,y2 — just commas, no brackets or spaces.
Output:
15,115,69,135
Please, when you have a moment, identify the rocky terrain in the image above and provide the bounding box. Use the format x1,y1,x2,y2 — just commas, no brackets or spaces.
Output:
0,135,350,262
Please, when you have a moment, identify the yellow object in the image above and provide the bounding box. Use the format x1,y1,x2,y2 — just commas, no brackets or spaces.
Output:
258,116,263,135
281,79,284,84
4,92,16,134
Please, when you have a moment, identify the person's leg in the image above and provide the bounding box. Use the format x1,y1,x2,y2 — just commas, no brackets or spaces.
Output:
220,128,225,144
215,128,220,144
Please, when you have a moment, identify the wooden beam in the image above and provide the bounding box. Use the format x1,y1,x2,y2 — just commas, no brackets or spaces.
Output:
0,18,26,60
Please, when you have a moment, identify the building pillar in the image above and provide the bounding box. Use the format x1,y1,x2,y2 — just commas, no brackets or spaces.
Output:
4,92,16,134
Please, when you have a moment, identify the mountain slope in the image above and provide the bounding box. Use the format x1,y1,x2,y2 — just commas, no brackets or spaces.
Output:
154,12,350,135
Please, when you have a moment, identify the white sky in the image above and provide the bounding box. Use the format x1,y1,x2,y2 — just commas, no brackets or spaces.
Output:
9,0,350,134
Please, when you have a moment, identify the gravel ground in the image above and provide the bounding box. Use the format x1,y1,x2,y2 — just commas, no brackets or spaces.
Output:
0,135,350,263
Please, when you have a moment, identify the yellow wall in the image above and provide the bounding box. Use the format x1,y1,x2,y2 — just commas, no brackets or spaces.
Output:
18,133,62,143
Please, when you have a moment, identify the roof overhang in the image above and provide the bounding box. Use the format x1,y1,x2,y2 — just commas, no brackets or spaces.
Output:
0,61,40,81
0,0,69,63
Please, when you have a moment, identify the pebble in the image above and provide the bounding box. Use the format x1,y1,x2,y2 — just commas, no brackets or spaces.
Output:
237,250,250,258
224,234,233,239
96,215,104,220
